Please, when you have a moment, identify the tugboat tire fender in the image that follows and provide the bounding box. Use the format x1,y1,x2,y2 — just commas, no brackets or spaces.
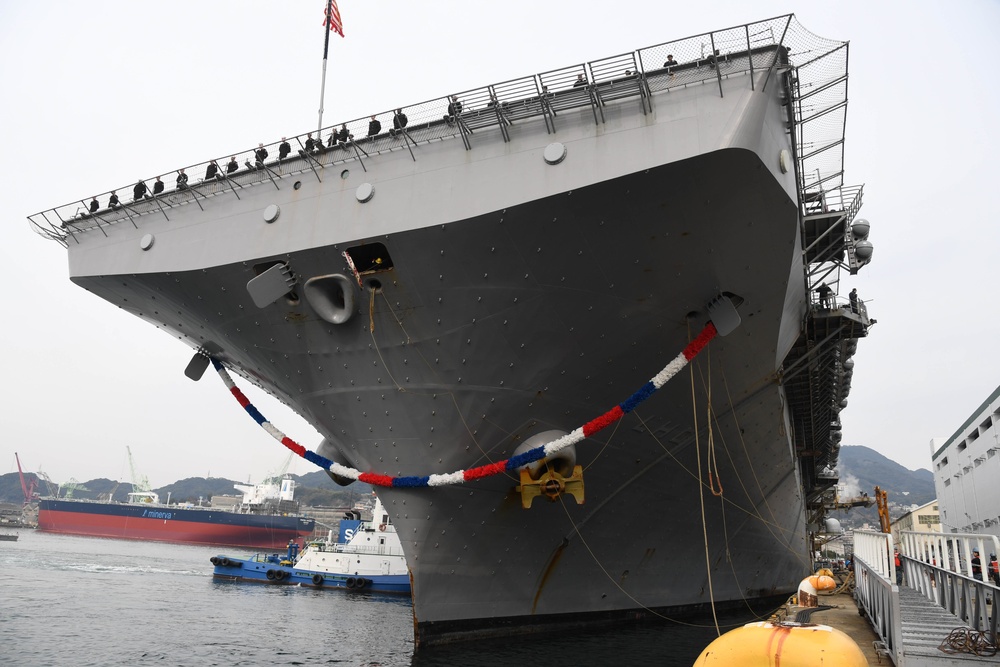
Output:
312,574,324,586
346,576,356,588
210,557,220,565
266,569,277,580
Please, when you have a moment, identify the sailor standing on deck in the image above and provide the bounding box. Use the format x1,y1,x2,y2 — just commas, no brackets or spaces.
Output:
335,124,350,145
254,144,268,169
815,283,833,309
444,95,462,123
390,109,407,136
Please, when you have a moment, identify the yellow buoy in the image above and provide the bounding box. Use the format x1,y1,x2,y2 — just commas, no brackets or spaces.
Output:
694,621,868,666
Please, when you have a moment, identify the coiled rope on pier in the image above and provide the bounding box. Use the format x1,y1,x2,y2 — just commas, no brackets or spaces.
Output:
211,322,718,487
938,627,998,657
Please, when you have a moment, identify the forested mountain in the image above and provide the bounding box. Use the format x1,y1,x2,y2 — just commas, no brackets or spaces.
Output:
832,445,935,528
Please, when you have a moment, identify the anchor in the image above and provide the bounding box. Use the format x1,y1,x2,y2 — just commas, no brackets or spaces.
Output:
516,465,585,509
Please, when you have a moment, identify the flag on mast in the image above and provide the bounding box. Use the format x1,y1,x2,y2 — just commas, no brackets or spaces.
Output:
323,0,344,38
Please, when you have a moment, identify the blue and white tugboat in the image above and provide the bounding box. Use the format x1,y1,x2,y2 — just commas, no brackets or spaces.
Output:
210,496,409,594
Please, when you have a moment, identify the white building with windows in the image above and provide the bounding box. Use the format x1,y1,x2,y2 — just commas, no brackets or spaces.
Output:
890,499,940,545
931,384,1000,538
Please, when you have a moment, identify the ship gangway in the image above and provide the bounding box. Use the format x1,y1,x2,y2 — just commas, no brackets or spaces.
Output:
854,529,1000,666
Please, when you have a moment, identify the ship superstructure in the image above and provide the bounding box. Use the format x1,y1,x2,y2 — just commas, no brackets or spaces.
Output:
31,15,873,646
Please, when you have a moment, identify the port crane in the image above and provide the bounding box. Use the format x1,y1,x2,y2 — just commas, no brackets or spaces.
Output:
264,452,294,485
126,446,152,493
59,478,90,499
125,446,158,503
35,469,59,497
15,452,38,507
873,485,891,533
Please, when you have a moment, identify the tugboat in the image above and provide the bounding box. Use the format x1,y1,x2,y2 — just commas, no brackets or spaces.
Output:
211,495,409,594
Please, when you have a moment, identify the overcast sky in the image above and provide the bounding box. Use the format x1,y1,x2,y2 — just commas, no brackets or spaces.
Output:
2,1,998,488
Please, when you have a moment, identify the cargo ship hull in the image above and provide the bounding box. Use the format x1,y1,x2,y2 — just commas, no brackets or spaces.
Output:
36,499,314,549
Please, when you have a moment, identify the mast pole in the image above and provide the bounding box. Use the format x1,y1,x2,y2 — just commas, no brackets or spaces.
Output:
317,0,333,136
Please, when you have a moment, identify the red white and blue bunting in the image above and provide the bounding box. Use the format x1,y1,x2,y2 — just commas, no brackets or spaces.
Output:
211,322,717,488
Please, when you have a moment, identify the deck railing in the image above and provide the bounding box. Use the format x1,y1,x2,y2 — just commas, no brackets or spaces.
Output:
28,14,855,248
321,541,405,558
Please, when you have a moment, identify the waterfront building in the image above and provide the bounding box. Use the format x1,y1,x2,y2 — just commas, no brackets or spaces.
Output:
931,385,1000,538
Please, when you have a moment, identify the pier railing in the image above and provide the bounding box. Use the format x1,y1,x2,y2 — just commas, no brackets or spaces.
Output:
854,529,903,664
900,530,999,642
29,14,850,249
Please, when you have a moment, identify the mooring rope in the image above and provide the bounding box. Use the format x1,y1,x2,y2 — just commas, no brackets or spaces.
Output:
689,329,721,637
211,321,717,488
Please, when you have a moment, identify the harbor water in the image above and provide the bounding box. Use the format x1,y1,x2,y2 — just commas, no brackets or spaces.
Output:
1,530,757,666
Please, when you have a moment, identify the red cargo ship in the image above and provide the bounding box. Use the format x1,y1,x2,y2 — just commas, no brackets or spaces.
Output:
37,498,314,549
36,476,315,549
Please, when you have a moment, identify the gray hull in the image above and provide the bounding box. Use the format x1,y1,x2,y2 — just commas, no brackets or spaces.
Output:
35,16,866,646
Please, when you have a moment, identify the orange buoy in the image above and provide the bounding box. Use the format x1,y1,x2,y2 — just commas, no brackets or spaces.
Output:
798,574,837,607
809,574,837,592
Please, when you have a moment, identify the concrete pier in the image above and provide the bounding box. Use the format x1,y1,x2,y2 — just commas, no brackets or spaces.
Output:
789,590,884,664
